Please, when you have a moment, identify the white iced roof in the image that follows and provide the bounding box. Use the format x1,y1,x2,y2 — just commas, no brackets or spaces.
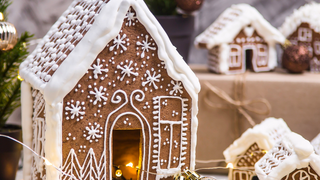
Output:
19,0,200,105
279,2,320,38
255,132,320,180
223,117,291,164
194,4,286,49
311,133,320,155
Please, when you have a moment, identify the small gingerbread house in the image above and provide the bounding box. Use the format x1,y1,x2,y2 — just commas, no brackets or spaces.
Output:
223,118,291,180
311,133,320,155
255,132,320,180
19,0,200,180
279,2,320,73
194,4,286,74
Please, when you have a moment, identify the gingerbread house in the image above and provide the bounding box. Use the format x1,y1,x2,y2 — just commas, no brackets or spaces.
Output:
19,0,200,180
311,133,320,155
223,118,291,180
194,4,286,74
279,2,320,73
255,132,320,180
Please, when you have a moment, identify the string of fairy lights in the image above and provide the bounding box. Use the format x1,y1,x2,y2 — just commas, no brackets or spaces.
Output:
0,134,272,180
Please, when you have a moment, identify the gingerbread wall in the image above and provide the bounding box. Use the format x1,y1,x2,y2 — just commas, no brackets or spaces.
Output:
61,7,193,180
281,165,320,180
287,22,320,71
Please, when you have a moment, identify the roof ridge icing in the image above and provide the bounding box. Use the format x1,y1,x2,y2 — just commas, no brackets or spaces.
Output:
20,0,200,105
279,2,320,37
194,3,285,49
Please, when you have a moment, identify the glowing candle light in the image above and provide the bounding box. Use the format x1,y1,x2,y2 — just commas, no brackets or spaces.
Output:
115,169,122,177
126,162,133,168
226,163,234,169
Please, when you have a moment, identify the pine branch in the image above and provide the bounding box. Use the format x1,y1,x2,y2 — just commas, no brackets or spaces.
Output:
0,32,33,129
144,0,177,15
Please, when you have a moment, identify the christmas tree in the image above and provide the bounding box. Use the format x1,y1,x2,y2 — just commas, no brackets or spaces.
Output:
0,0,32,130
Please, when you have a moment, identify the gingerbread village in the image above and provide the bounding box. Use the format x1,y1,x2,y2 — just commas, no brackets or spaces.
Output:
0,0,319,180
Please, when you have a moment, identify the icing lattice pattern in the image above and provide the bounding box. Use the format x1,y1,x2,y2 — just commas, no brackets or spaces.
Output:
257,143,293,175
236,143,265,167
31,89,46,180
21,0,109,83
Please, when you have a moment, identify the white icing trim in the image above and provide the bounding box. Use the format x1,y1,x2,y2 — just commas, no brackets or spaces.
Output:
223,117,291,164
45,102,63,180
255,132,320,180
21,81,33,180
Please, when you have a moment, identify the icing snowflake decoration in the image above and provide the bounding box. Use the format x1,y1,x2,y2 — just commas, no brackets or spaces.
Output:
142,69,161,89
117,60,139,81
89,58,109,79
89,86,108,105
136,34,156,58
109,34,128,53
125,9,137,26
83,122,103,143
65,101,85,121
170,80,183,95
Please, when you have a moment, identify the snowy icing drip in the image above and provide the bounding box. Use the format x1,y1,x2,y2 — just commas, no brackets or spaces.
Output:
279,2,320,37
311,134,320,155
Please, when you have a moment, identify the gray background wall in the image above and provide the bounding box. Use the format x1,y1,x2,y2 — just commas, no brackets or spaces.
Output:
7,0,313,64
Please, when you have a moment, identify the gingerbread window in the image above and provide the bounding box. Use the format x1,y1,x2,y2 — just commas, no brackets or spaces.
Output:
153,96,189,173
314,41,320,55
256,44,268,66
298,27,312,42
229,44,241,68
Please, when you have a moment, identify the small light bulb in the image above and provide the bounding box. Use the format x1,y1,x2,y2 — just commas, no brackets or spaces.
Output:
115,169,122,177
262,150,268,154
126,162,133,168
44,159,52,166
226,163,234,169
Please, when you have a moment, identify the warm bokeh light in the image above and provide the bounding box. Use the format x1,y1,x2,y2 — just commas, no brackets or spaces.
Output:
126,162,133,168
226,163,234,169
115,169,122,177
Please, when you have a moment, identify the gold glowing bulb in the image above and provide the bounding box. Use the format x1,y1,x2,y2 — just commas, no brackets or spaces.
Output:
0,12,3,21
126,162,133,168
262,150,268,154
226,163,234,169
115,169,122,177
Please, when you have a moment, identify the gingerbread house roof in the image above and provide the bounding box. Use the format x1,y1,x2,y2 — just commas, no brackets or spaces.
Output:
311,133,320,155
279,2,320,38
223,117,291,164
255,132,320,180
19,0,200,105
194,4,286,50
